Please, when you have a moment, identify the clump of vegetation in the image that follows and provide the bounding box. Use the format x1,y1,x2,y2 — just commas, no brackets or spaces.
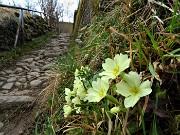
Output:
36,0,180,134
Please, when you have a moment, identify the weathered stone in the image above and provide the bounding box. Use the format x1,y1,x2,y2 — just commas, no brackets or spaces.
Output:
0,77,7,81
15,67,23,73
7,77,17,82
0,121,4,129
0,82,3,87
16,62,26,66
0,95,35,109
42,63,53,71
23,83,28,89
10,90,32,95
23,58,34,63
18,78,27,83
2,83,14,90
15,82,22,87
1,90,9,94
33,68,40,72
4,70,13,74
34,57,40,61
0,71,6,76
0,132,4,135
28,72,39,76
30,79,42,87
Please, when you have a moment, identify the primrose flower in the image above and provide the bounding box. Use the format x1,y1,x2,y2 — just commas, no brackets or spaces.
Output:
63,105,72,117
76,86,87,101
72,96,81,113
116,71,152,108
86,78,109,102
99,53,130,81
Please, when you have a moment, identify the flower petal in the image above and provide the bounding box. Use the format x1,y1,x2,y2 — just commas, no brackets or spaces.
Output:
102,58,117,72
138,80,152,97
116,82,132,97
124,95,140,108
123,71,141,87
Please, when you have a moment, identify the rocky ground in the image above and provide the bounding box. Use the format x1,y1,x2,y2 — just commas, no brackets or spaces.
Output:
0,33,70,135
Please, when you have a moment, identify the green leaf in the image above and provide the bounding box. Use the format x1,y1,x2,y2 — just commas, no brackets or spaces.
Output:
149,63,156,77
106,94,120,105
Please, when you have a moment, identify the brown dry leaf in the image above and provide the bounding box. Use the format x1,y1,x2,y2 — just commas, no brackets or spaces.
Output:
153,62,162,85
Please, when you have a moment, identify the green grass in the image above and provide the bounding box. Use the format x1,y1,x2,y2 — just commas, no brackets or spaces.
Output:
0,30,57,69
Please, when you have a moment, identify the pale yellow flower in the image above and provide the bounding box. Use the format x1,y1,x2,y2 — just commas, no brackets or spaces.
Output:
116,71,152,108
86,78,109,102
99,53,130,81
63,105,72,117
72,96,81,113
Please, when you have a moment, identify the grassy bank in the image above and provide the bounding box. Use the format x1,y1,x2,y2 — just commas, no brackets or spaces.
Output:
0,30,57,69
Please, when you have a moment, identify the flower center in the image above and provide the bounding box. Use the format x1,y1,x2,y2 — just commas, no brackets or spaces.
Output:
113,66,120,75
130,86,139,96
98,89,105,98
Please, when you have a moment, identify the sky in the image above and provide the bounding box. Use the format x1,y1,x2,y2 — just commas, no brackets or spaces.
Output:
0,0,79,22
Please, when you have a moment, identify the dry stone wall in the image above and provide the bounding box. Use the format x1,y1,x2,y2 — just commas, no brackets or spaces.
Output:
0,7,50,51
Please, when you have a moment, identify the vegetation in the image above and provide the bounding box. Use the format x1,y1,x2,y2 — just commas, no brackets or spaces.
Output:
0,30,57,69
36,0,180,135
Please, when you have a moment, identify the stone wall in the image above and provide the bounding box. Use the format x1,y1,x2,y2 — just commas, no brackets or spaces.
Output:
0,7,50,51
59,22,73,34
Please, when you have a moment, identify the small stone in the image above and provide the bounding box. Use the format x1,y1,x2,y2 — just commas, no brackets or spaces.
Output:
16,62,26,66
33,68,40,72
42,63,53,71
0,82,3,87
23,83,28,89
2,83,14,90
0,77,7,81
1,90,9,94
7,77,17,82
28,72,39,76
15,67,23,73
27,75,33,81
0,71,6,76
4,70,13,74
34,57,40,61
0,132,4,135
0,122,4,129
23,58,34,63
18,78,27,83
15,82,22,87
30,79,42,87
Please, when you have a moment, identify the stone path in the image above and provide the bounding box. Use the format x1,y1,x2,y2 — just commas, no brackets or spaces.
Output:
0,33,70,134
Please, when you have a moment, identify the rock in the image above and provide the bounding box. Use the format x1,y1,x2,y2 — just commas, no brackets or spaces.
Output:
0,82,3,87
7,77,17,82
1,90,9,94
30,79,42,87
34,57,40,61
2,83,14,90
15,67,23,73
4,70,13,74
44,52,61,57
10,90,32,95
0,122,4,129
28,72,39,76
18,78,27,83
0,132,4,135
42,63,53,71
27,75,33,81
23,58,34,63
15,82,22,87
0,95,35,109
0,71,6,76
33,68,40,72
0,77,7,81
23,83,28,89
16,62,26,66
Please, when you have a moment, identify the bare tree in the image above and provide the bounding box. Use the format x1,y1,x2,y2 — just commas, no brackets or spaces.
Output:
25,0,36,10
38,0,59,26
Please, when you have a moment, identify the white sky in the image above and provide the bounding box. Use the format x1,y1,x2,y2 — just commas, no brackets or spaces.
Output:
1,0,79,22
